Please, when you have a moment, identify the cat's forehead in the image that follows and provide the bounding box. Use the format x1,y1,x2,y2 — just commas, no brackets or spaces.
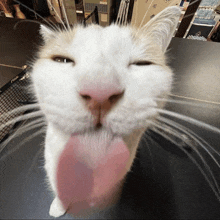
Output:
75,25,132,44
69,25,133,54
41,24,135,64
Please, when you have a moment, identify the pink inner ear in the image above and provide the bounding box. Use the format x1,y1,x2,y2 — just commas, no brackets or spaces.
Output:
57,136,130,215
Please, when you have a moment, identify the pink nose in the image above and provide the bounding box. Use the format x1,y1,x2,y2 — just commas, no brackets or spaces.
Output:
79,87,124,125
80,86,124,103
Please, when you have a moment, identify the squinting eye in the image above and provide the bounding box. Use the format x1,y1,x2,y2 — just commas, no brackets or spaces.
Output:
52,56,75,64
130,61,153,66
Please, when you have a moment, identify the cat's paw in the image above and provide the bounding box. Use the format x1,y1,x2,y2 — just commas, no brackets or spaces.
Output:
49,197,66,218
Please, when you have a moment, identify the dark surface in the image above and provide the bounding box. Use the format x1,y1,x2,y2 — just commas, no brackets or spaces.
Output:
0,17,41,88
0,18,220,219
175,0,202,38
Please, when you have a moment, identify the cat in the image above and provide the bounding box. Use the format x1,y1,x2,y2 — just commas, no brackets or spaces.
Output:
28,6,181,217
1,3,220,219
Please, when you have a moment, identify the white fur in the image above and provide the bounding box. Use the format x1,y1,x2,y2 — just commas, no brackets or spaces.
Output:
31,6,181,217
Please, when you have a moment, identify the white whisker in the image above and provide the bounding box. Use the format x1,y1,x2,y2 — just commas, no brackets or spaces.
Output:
125,0,130,25
157,116,220,191
188,0,202,7
116,0,124,24
23,146,44,188
0,128,45,162
168,94,220,106
151,125,220,201
158,116,220,159
121,1,126,25
141,133,156,172
157,108,220,134
139,0,156,28
60,0,71,30
155,97,220,109
152,120,220,195
116,0,130,25
0,110,44,131
0,103,41,121
46,0,69,31
132,0,139,27
150,120,196,148
181,12,197,20
0,118,46,153
0,120,46,155
13,0,58,31
153,119,220,178
13,19,49,30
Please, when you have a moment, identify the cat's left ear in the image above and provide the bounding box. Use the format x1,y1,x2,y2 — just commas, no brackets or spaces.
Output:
40,25,56,42
140,6,181,53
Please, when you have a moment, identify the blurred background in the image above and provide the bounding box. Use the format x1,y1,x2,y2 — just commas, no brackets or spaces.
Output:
0,0,220,42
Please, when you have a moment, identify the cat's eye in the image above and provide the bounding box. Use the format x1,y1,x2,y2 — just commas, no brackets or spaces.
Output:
52,56,75,64
130,61,153,66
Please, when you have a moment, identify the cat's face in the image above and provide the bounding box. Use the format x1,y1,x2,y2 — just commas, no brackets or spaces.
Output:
31,6,180,142
32,24,170,136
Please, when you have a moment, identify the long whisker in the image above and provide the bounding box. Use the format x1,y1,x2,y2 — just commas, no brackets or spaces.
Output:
157,116,220,193
0,128,46,161
13,19,51,30
125,0,130,25
151,125,220,201
152,119,220,186
0,118,46,153
23,146,44,189
151,120,197,149
13,0,58,31
141,132,156,172
181,12,197,20
0,111,44,131
158,116,220,159
0,103,41,120
139,0,156,28
187,0,202,7
132,0,139,27
116,0,125,24
154,97,220,109
152,120,220,195
121,1,126,25
59,0,71,30
169,94,220,106
0,63,24,69
156,108,220,134
0,120,46,154
46,0,68,32
121,0,130,25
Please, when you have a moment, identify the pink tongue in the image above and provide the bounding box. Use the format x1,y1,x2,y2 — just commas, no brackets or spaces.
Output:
57,135,130,215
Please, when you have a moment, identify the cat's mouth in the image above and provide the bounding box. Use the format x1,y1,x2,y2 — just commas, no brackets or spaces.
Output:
57,128,131,215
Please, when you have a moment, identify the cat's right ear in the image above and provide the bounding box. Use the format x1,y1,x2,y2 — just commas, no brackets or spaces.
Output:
40,25,55,43
138,6,181,53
